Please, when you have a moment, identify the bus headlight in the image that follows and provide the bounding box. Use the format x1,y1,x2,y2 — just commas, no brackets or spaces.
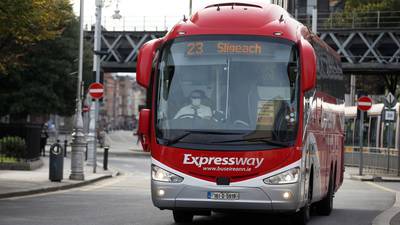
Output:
151,165,183,183
263,167,300,184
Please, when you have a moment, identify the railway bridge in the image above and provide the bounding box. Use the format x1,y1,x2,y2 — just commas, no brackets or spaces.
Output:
85,11,400,74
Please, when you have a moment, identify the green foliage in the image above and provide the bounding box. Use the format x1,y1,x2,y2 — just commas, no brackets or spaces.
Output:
0,136,27,160
344,0,399,11
0,156,18,163
0,0,74,75
0,4,93,118
324,0,400,29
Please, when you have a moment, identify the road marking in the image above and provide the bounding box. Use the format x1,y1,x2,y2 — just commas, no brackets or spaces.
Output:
366,181,397,193
79,175,127,192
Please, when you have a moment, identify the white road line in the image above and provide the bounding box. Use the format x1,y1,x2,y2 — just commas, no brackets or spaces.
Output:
366,181,397,193
79,175,127,192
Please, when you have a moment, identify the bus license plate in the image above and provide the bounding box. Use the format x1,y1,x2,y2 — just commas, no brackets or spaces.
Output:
207,192,239,200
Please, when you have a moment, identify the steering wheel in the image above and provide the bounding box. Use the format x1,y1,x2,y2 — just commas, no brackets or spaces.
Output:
176,114,201,119
234,120,250,127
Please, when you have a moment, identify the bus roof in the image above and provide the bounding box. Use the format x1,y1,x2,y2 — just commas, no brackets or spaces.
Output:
165,2,303,43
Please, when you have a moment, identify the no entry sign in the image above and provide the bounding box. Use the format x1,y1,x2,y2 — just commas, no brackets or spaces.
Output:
357,96,372,111
88,82,104,99
82,105,90,112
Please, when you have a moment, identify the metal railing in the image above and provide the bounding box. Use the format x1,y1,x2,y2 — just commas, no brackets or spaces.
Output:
297,11,400,30
84,15,182,31
82,11,400,32
345,146,400,176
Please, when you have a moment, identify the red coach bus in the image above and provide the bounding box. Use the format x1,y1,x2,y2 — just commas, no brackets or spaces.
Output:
137,2,344,225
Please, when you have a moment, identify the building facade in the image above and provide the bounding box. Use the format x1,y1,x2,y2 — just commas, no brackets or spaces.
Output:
100,74,145,131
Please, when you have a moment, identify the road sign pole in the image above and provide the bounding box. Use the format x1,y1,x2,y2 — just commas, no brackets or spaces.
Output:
86,100,96,167
359,110,364,176
398,121,400,176
93,0,103,173
357,96,372,176
387,121,393,173
382,93,398,174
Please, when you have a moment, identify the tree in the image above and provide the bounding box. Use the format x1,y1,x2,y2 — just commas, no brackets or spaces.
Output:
0,4,93,120
325,0,400,29
384,75,399,97
0,0,73,75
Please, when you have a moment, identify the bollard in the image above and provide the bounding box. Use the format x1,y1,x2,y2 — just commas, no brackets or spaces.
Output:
103,146,109,171
64,140,68,157
85,143,88,161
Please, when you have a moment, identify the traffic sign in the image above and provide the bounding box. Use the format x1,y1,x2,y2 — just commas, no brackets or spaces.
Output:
357,96,372,111
384,92,397,109
82,105,90,113
384,109,396,122
88,82,104,99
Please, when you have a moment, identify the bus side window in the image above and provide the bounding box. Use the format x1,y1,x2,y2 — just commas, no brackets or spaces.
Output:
146,50,160,109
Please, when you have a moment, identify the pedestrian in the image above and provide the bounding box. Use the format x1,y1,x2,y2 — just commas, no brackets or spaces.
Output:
40,124,49,156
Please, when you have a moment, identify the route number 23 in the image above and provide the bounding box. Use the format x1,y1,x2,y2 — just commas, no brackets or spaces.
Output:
187,42,204,55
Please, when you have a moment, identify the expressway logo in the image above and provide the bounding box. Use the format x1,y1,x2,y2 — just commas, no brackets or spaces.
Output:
183,154,264,168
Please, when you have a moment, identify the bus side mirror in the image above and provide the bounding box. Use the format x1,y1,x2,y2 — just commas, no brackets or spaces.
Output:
299,39,316,92
137,38,161,88
138,109,151,152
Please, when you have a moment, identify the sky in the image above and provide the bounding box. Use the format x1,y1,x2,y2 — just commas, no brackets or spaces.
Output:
71,0,272,17
71,0,272,31
70,0,271,76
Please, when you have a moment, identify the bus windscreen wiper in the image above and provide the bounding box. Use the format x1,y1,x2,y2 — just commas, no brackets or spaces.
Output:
212,137,290,147
161,130,244,146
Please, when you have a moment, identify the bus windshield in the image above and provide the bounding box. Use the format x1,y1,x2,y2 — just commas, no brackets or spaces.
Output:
155,35,299,150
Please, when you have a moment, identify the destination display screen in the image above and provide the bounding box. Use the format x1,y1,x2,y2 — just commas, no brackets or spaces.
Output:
185,41,263,56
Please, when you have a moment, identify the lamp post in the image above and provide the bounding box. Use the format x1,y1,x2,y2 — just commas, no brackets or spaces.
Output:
70,0,86,181
189,0,192,16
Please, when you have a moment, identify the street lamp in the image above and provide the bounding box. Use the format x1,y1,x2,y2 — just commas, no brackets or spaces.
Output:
112,0,122,20
70,0,86,181
189,0,193,16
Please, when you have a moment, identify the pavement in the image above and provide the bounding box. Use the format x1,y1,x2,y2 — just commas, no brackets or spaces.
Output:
0,154,117,199
0,131,147,200
59,130,150,157
344,166,400,225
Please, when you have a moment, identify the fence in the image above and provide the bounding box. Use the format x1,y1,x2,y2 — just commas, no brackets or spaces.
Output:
84,15,182,31
344,146,400,175
82,11,400,32
297,11,400,30
0,123,41,161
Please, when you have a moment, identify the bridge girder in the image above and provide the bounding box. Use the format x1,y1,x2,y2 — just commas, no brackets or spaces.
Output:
85,29,400,75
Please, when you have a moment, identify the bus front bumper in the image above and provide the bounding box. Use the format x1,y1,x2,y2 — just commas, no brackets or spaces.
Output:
151,180,301,212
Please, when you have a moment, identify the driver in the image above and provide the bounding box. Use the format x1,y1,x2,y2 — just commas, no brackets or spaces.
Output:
174,90,212,119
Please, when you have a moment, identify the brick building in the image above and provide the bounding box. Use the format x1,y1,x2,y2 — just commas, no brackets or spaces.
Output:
100,73,145,131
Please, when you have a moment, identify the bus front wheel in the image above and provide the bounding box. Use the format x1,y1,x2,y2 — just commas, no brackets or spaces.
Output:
291,172,312,225
173,210,194,223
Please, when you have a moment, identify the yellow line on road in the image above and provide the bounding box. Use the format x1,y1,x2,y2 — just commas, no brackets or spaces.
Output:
366,181,397,193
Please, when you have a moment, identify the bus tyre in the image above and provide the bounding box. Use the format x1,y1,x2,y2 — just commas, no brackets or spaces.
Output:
173,210,194,223
316,174,334,216
291,177,312,225
291,204,310,225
